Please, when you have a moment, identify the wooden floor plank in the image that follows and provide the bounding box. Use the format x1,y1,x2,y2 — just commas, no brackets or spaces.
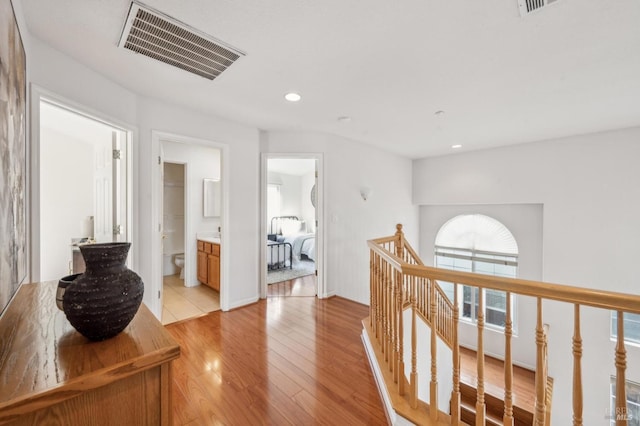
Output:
165,296,387,425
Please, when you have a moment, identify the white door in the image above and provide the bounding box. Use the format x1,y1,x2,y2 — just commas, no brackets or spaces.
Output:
93,130,126,243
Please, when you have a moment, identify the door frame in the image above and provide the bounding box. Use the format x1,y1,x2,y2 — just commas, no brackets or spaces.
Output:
150,131,230,317
260,153,325,299
30,84,135,283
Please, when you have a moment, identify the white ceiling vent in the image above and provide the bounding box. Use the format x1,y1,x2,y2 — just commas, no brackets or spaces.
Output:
118,1,245,80
518,0,560,17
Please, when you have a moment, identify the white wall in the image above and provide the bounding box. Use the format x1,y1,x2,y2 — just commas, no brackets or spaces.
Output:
162,141,221,287
39,128,94,280
413,127,640,424
267,169,316,233
261,131,419,304
137,97,260,311
273,172,302,219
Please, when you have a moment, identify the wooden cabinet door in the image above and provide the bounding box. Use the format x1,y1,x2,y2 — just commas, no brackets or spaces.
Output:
197,250,208,284
208,253,220,292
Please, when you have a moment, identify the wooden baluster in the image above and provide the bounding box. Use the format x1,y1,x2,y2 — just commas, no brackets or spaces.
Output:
370,251,375,331
430,279,438,422
572,304,583,426
382,262,388,355
534,298,546,426
410,290,418,408
385,263,391,363
476,288,486,425
376,254,382,342
451,284,461,425
390,267,396,374
503,291,514,426
615,311,628,426
379,259,384,346
398,273,405,396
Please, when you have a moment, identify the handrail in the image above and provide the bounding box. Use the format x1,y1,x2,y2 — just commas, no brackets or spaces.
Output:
403,264,640,314
369,238,640,314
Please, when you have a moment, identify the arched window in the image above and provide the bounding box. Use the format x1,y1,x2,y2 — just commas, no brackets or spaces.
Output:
435,214,518,329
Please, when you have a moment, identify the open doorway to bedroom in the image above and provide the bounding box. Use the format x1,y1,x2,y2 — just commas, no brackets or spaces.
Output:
262,156,322,298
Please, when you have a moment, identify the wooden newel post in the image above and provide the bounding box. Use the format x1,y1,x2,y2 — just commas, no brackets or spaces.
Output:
395,224,405,260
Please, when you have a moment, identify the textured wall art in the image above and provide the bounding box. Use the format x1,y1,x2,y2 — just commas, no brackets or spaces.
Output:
0,0,27,314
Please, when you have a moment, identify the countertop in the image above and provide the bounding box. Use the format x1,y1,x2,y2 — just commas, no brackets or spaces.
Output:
198,236,221,244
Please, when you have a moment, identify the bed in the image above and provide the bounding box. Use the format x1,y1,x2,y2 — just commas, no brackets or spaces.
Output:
267,216,316,270
267,240,292,270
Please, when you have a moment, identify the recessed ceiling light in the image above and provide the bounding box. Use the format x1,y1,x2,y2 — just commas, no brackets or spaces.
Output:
434,110,445,116
337,116,352,123
284,92,301,102
451,144,462,149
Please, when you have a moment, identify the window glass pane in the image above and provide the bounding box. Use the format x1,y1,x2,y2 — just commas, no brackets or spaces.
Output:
612,312,640,345
486,289,507,327
462,286,472,319
611,376,640,425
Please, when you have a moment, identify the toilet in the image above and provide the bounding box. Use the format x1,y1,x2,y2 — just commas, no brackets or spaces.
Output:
174,253,185,279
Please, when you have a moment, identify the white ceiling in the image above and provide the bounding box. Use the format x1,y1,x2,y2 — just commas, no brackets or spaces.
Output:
21,0,640,159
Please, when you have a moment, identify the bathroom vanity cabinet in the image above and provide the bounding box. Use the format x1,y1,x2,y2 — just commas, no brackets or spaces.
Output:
197,239,220,291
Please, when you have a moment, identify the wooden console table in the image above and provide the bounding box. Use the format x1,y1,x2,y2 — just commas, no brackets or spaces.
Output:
0,281,180,425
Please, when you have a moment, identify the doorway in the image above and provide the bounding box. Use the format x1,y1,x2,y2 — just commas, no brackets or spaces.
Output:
151,132,229,321
261,154,324,298
38,98,131,281
160,155,221,325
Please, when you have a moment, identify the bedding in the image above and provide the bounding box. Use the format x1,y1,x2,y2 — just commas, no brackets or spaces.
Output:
268,216,316,268
285,233,316,261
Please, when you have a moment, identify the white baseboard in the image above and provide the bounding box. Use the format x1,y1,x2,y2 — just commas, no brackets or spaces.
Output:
361,326,415,426
322,290,337,298
227,295,259,311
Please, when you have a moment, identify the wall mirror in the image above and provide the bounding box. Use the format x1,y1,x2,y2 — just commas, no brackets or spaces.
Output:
203,178,221,217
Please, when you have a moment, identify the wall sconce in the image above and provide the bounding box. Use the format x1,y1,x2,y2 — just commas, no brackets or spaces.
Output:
360,187,372,201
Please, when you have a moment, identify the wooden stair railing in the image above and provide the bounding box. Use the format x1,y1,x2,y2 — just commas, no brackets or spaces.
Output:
368,224,640,425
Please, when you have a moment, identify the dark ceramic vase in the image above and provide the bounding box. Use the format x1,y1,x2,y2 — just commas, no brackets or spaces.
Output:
62,242,144,341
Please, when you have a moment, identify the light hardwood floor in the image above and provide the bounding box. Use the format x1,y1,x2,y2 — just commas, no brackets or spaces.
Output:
162,274,220,325
165,296,388,425
267,273,317,297
164,290,535,424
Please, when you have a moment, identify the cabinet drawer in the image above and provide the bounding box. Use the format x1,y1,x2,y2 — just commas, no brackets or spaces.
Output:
197,241,204,251
212,244,220,256
204,242,213,254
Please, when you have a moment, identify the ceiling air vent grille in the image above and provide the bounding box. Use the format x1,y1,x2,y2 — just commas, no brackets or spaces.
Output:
518,0,559,17
118,1,245,80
